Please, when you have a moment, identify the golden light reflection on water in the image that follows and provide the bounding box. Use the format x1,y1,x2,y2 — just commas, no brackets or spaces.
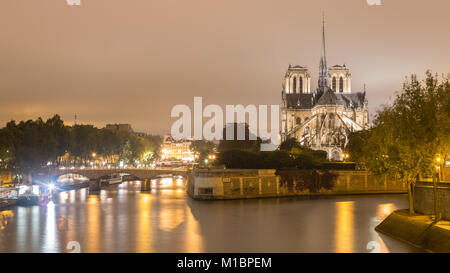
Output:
334,201,354,253
377,203,395,220
0,210,14,230
372,203,397,253
137,193,153,253
86,195,100,252
183,203,204,253
158,202,184,232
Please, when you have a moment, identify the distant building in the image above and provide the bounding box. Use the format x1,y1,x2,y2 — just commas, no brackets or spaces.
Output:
105,124,147,137
280,19,369,161
105,124,133,134
217,123,261,152
133,132,148,138
161,135,195,162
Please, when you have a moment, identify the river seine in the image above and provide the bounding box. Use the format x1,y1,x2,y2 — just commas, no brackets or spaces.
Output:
0,180,422,253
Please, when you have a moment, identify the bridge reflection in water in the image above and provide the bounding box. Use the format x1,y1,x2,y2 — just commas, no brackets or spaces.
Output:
0,179,423,253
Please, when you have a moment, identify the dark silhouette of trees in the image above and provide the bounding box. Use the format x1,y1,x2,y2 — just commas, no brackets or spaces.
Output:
190,140,215,163
0,115,163,183
0,115,70,183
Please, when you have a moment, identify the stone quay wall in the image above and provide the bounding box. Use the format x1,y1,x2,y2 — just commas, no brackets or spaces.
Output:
187,169,407,200
414,181,450,221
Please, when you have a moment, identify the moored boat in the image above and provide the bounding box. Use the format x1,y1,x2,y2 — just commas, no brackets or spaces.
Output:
16,185,51,206
100,174,123,185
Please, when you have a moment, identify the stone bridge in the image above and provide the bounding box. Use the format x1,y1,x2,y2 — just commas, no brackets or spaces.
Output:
51,168,188,181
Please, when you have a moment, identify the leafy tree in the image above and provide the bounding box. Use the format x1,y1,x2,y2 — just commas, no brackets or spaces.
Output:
142,135,163,158
118,140,133,166
0,115,70,183
346,130,369,164
362,72,449,214
279,138,302,151
191,140,215,163
97,128,121,159
70,125,100,164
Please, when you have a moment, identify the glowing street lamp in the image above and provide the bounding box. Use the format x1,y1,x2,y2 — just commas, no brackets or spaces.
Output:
342,153,350,161
436,156,443,181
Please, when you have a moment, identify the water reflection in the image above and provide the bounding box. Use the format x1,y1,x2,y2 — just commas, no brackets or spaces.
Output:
87,195,100,252
0,210,14,231
335,201,354,253
137,194,152,252
0,181,422,253
42,201,57,252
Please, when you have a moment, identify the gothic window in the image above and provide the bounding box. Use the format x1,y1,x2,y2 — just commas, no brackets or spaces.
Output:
332,77,337,91
339,77,344,93
328,114,335,129
293,77,297,93
296,117,301,125
299,77,303,93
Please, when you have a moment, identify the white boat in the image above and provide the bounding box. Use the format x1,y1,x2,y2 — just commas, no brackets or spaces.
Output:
16,185,51,206
101,174,123,185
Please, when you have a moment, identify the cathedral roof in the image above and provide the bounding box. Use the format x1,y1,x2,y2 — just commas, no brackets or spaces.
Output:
316,89,338,105
285,93,313,109
315,89,366,108
336,93,366,108
285,91,366,110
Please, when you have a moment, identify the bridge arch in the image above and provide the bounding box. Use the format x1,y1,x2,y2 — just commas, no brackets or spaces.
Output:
51,168,188,181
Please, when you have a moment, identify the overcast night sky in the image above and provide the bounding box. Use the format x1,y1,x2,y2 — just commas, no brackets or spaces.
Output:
0,0,449,134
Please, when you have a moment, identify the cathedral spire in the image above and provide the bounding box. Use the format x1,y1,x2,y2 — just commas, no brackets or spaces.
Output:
318,13,329,93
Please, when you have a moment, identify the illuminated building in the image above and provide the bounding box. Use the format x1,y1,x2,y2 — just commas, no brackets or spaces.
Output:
161,135,195,162
280,18,369,161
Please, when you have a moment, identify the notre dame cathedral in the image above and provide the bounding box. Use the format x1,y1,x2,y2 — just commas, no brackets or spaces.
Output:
280,19,369,161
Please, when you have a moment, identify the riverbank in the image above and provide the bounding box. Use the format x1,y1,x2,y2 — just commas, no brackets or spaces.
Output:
187,169,407,200
375,210,450,253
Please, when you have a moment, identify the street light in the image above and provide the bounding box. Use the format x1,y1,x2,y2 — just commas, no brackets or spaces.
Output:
436,156,443,181
342,153,349,162
433,155,443,221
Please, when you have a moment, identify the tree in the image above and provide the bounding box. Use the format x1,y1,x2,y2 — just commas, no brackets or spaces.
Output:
362,72,450,214
190,140,215,164
119,140,133,166
97,128,121,161
142,135,163,160
346,130,369,165
0,115,70,183
70,125,99,165
279,138,301,151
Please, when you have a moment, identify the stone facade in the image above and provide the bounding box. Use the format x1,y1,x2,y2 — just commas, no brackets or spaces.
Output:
414,181,450,221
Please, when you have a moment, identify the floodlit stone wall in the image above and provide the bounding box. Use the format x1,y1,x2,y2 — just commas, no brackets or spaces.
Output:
414,181,450,221
187,169,407,200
